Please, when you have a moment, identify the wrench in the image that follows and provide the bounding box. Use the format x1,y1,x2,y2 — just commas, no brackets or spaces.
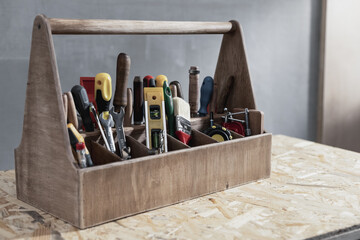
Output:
89,103,111,151
110,107,130,159
99,112,116,153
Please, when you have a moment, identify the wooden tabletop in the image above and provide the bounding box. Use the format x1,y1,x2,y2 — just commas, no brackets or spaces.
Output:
1,135,360,239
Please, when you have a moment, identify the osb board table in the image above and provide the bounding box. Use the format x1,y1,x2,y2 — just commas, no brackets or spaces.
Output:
1,135,360,240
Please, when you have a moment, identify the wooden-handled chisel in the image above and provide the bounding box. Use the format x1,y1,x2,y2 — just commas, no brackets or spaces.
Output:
110,53,131,160
124,88,133,127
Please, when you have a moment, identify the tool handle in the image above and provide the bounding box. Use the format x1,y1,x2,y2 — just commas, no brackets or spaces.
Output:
114,53,130,111
49,18,234,35
198,77,214,117
133,76,144,124
143,75,155,87
170,84,177,98
66,92,79,129
95,73,112,114
170,81,184,99
189,66,200,116
124,88,133,127
71,85,94,132
62,93,68,121
216,76,234,114
163,84,175,136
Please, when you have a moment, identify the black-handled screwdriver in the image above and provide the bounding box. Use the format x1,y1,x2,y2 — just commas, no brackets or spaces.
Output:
71,85,94,132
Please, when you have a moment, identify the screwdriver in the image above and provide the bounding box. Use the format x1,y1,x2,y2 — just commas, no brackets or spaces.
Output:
71,85,94,132
143,75,155,87
133,76,143,125
67,123,93,167
95,73,116,154
198,76,214,117
95,73,112,115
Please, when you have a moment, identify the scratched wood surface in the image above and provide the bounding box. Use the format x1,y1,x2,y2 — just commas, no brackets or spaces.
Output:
4,135,360,239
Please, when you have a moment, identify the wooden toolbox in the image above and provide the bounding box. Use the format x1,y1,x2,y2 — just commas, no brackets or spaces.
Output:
14,15,272,229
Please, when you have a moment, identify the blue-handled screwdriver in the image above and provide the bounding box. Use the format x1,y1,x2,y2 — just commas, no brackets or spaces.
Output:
198,76,214,117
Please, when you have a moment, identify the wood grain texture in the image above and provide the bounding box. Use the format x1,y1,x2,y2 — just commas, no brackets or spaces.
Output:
167,134,190,151
233,108,265,135
114,53,130,111
212,20,256,113
216,76,234,113
15,15,270,229
65,92,78,129
49,18,234,35
80,133,271,228
5,136,360,239
189,66,200,116
124,88,132,127
14,15,80,226
317,0,360,152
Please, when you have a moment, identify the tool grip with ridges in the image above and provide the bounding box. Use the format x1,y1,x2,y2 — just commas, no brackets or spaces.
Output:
189,66,200,116
114,53,131,111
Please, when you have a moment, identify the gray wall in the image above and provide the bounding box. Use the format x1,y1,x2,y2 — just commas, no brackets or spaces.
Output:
0,0,321,170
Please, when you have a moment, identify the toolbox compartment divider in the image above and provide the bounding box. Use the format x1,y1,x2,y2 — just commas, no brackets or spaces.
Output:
14,14,271,229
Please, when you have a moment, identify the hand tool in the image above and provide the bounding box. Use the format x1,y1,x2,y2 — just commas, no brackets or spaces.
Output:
169,81,183,99
65,92,78,129
95,72,118,154
143,75,155,87
173,97,191,145
221,108,251,137
170,84,177,98
67,123,93,167
216,76,234,114
155,75,168,88
71,85,94,132
100,111,116,153
76,142,87,169
204,112,232,142
198,76,214,117
163,81,175,136
189,66,200,117
80,77,96,110
133,76,144,125
62,93,68,121
154,74,175,136
89,103,111,151
110,53,131,160
144,87,168,153
95,73,112,115
124,88,133,127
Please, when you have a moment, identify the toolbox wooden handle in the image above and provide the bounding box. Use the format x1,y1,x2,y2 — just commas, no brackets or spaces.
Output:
49,18,235,35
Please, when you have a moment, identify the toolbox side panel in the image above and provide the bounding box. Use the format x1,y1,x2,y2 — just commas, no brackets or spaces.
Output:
15,15,80,227
80,134,271,228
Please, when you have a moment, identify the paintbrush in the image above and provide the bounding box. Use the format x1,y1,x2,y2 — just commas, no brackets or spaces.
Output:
173,97,191,145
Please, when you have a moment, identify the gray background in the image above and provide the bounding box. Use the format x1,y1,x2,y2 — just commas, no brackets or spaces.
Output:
0,0,321,170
